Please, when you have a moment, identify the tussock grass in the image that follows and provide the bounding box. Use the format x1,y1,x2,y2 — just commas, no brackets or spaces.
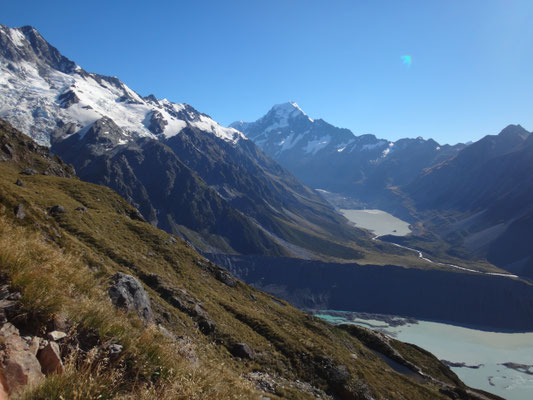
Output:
0,213,257,399
0,160,465,399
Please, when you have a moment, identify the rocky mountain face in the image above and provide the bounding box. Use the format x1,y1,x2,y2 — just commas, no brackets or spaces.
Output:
212,253,533,331
232,103,465,216
0,25,369,258
406,124,533,278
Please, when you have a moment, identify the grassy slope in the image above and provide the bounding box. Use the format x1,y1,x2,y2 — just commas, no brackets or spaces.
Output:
0,161,489,399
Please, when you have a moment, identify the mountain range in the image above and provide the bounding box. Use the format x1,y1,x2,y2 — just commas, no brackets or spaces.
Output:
234,103,533,279
231,102,466,217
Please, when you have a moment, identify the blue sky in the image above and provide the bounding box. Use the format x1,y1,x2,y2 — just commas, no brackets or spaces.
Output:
3,0,533,144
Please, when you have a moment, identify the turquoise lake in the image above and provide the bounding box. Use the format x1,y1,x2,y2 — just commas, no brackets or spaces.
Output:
339,209,411,237
316,311,533,400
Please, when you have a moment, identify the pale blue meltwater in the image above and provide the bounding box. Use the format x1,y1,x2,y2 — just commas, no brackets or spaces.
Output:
316,311,533,400
339,209,411,237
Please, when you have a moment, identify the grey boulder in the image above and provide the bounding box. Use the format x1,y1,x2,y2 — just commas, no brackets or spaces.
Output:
108,273,153,323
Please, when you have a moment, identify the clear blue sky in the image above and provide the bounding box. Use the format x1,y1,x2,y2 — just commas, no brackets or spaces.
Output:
3,0,533,144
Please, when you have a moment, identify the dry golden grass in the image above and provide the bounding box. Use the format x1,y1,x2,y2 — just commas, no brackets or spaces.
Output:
0,159,467,400
0,212,258,399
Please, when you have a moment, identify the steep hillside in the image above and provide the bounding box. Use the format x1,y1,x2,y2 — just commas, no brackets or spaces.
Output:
0,108,499,400
406,125,533,278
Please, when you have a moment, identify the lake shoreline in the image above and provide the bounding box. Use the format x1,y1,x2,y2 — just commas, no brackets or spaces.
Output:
314,309,533,400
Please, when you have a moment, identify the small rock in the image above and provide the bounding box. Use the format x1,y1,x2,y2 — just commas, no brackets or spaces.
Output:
107,344,123,356
19,169,38,176
14,204,25,220
127,208,146,222
38,340,49,351
6,292,20,301
0,323,44,392
47,331,67,342
49,205,66,215
14,179,24,187
22,337,40,356
37,342,63,375
0,286,9,300
214,268,237,287
439,387,460,399
52,313,70,332
231,343,255,360
166,236,177,245
75,206,87,212
162,311,171,322
108,273,154,323
198,317,216,334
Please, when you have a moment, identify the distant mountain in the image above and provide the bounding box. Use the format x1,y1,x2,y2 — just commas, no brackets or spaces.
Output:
232,102,465,216
233,103,533,278
406,124,533,278
0,25,368,258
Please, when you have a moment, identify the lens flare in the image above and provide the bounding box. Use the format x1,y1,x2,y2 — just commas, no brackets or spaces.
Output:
401,55,412,68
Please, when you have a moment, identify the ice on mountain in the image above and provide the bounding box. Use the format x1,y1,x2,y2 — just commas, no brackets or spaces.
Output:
303,135,332,154
0,25,246,147
9,29,27,47
361,140,387,151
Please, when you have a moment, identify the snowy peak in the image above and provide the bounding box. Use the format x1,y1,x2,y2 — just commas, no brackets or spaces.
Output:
268,101,312,123
0,25,245,148
0,24,76,74
261,101,313,131
231,102,356,156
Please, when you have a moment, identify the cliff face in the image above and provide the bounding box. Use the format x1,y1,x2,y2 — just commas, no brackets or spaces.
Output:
211,254,533,332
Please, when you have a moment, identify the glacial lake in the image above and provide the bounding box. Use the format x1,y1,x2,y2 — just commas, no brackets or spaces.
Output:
316,311,533,400
340,209,411,237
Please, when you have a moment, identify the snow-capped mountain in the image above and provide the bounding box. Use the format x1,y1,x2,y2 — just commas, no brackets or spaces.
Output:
232,102,465,216
231,102,359,157
0,24,244,146
0,24,369,259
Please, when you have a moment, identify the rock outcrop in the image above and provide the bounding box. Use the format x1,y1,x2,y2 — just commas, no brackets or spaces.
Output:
108,273,154,323
0,323,44,395
230,343,255,360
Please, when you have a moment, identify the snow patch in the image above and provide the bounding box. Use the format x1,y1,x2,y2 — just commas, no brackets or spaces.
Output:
362,140,387,151
191,115,246,144
9,29,26,47
381,142,394,157
302,135,331,154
